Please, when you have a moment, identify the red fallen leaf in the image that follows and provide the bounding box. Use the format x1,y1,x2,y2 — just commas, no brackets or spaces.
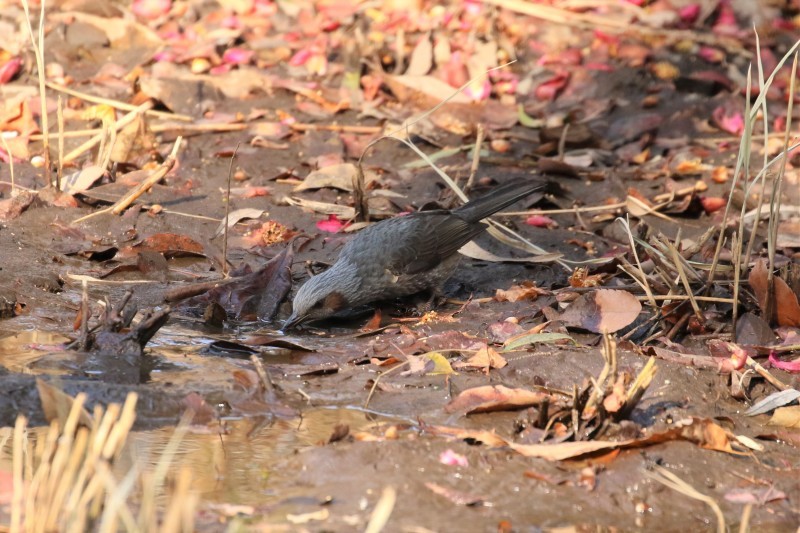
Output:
132,0,171,20
558,289,642,333
769,351,800,372
118,233,205,259
700,196,726,214
535,72,569,101
0,57,22,84
444,384,551,414
316,214,350,233
749,259,800,327
525,214,557,228
712,106,744,135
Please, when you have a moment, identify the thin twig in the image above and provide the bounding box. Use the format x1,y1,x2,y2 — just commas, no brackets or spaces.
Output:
63,101,154,164
464,124,485,194
45,82,192,122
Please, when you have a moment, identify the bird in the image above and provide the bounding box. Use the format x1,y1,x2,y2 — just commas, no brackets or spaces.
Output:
283,179,545,328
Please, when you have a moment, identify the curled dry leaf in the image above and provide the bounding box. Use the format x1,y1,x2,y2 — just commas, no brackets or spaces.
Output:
452,345,507,372
495,281,546,302
767,406,800,428
444,384,551,414
749,259,800,327
558,289,642,333
294,163,378,192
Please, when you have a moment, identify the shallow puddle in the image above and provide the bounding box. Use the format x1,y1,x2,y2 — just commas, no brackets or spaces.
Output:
0,330,71,374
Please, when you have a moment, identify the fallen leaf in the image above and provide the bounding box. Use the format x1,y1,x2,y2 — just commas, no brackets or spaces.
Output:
36,379,94,428
213,208,265,237
452,345,507,372
767,406,800,428
559,289,642,333
295,163,377,192
495,281,546,302
444,385,551,414
405,32,433,76
749,259,800,327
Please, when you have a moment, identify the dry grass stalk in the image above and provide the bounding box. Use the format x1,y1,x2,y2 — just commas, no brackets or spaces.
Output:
644,465,725,533
21,0,51,187
45,82,193,122
6,392,197,532
63,101,154,165
57,96,65,190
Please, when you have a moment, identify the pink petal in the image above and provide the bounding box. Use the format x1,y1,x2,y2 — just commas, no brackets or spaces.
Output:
289,49,312,67
769,351,800,372
464,79,491,101
316,215,349,233
525,215,557,228
222,48,254,66
439,449,469,467
712,106,744,135
678,4,701,24
698,47,724,63
0,57,22,84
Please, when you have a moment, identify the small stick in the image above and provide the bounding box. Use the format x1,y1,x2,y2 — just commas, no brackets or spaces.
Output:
499,202,624,217
222,143,241,278
45,82,193,122
63,101,154,164
57,96,64,191
290,123,383,134
250,355,276,396
464,124,485,194
745,356,790,391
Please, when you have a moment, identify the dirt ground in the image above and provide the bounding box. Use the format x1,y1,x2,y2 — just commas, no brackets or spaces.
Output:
1,0,800,531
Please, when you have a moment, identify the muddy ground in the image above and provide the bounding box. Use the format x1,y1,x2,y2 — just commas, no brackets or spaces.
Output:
1,0,800,531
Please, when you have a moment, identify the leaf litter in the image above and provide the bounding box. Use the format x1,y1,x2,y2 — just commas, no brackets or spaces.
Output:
0,0,799,530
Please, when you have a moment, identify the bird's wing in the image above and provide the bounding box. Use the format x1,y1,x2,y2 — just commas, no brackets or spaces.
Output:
384,212,487,276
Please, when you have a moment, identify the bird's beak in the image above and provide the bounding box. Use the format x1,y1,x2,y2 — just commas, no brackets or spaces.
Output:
283,311,306,330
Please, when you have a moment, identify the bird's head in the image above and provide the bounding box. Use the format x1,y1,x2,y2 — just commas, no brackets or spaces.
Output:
283,270,351,329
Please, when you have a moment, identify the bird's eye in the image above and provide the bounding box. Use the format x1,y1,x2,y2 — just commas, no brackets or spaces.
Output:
311,301,323,309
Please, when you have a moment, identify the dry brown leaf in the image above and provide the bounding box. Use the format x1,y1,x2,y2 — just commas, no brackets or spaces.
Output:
444,385,551,414
767,406,800,428
748,259,800,327
559,289,642,333
495,281,546,302
452,345,507,372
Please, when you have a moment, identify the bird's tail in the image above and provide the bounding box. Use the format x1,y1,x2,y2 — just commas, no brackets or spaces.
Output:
453,179,545,222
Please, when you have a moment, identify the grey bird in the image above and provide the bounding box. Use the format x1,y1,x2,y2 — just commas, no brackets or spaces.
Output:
284,179,545,328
